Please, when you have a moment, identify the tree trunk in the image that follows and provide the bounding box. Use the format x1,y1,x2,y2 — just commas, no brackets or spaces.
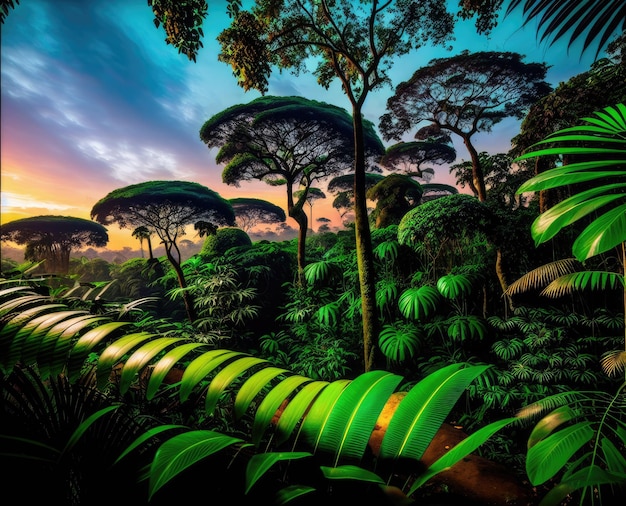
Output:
352,108,380,372
287,184,308,285
464,135,487,202
164,244,197,323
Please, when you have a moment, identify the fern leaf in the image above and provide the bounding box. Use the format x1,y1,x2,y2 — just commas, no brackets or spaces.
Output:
506,259,581,295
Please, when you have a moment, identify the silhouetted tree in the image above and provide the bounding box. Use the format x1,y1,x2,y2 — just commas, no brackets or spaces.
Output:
0,215,108,274
380,50,551,202
91,180,234,323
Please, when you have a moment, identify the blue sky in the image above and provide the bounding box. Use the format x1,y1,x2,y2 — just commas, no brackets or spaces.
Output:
0,0,608,250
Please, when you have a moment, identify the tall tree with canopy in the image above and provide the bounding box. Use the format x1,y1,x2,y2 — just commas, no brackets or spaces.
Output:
229,197,286,233
380,50,551,202
216,0,472,371
327,172,384,225
0,215,108,275
90,180,235,323
199,95,383,278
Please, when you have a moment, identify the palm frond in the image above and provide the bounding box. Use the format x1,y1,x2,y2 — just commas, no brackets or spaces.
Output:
541,271,625,297
506,258,581,296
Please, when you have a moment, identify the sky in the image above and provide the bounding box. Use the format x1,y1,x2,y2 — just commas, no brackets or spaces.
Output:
0,0,609,254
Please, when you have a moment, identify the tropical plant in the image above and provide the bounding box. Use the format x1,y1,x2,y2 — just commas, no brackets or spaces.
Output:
91,180,236,323
516,387,626,506
0,281,515,504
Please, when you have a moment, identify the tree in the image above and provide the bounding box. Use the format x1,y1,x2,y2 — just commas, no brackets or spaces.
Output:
367,174,423,229
199,95,383,278
217,0,465,372
379,137,456,182
131,226,154,260
327,173,385,224
90,180,235,323
0,215,108,275
293,187,325,233
380,50,551,202
229,197,286,233
450,152,534,209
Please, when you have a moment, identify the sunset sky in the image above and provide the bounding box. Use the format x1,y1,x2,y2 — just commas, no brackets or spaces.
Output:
1,0,607,253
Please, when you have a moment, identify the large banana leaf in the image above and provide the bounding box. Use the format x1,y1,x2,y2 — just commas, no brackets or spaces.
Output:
95,332,157,389
515,103,626,261
378,363,489,460
118,337,187,395
313,370,403,465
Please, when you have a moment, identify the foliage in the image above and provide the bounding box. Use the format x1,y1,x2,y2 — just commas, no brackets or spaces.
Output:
229,197,286,233
380,139,456,180
367,174,424,229
517,386,626,505
200,226,252,257
0,282,515,504
380,50,551,201
199,95,382,275
397,194,493,280
516,103,626,262
0,215,109,275
91,180,235,323
216,0,465,372
505,0,626,59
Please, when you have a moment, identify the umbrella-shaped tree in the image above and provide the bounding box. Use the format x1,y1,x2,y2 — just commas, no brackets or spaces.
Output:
380,50,551,202
0,215,108,275
90,180,235,322
229,197,286,233
199,95,383,278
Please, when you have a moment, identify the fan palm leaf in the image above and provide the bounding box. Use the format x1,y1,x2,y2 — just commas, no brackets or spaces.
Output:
398,286,440,320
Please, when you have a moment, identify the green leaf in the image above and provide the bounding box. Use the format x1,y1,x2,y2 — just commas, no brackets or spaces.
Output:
148,430,244,500
573,203,626,260
320,464,386,484
274,485,316,505
437,274,472,299
96,332,156,389
274,381,328,446
146,342,207,400
530,186,624,246
179,350,241,402
379,363,489,461
63,405,120,454
409,416,516,492
119,337,185,395
526,421,594,485
398,286,440,320
204,355,267,415
234,366,288,420
246,452,311,494
527,405,580,449
315,371,402,465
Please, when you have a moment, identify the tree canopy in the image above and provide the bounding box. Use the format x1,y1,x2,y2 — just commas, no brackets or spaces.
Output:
0,215,108,274
380,50,551,201
229,197,286,233
379,139,456,181
91,180,235,322
200,95,383,275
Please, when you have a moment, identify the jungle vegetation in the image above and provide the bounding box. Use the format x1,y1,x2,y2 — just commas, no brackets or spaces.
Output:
1,1,625,505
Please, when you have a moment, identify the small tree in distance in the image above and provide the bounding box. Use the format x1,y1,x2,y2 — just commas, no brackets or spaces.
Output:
91,180,235,323
0,215,108,275
229,197,286,233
